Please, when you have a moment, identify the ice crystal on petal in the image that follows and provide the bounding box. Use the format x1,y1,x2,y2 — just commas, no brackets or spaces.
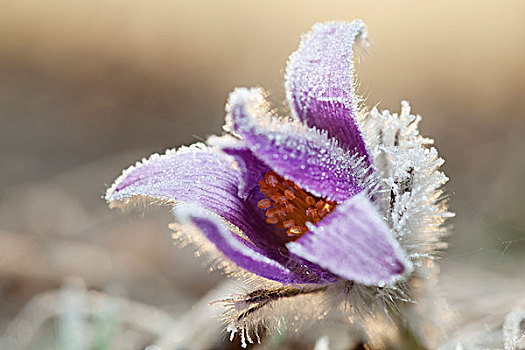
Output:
287,194,413,286
285,21,371,159
358,101,452,263
225,87,378,203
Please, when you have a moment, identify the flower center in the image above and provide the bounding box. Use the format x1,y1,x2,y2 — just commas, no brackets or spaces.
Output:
257,170,337,242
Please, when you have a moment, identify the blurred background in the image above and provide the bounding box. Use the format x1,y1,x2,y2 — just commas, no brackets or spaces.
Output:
0,0,524,349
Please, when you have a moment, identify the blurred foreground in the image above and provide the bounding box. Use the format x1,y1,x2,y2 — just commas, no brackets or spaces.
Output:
1,1,524,349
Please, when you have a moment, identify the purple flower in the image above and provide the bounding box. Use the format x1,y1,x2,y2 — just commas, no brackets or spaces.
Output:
105,20,451,345
106,20,411,287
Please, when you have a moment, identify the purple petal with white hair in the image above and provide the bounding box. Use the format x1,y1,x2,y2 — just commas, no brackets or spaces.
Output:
106,144,275,252
174,203,297,283
106,144,245,226
285,20,371,163
287,193,413,286
226,87,365,203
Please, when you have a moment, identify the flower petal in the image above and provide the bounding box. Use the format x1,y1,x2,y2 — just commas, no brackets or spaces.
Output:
107,144,242,223
285,20,371,162
287,193,413,286
174,203,296,283
207,135,269,200
106,144,275,249
226,87,371,203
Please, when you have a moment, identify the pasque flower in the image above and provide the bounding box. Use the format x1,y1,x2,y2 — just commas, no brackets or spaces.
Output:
106,19,451,346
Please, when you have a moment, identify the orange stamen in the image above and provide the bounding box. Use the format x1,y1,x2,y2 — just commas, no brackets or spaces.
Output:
257,199,272,209
257,170,337,242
